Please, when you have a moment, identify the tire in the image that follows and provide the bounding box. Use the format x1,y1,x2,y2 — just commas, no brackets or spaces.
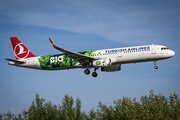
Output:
154,66,158,69
92,72,98,77
84,69,90,75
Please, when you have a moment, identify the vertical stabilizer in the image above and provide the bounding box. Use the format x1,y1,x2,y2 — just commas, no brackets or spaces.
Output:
10,37,36,60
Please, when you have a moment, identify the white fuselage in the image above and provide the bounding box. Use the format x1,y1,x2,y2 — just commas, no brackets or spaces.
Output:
94,45,174,64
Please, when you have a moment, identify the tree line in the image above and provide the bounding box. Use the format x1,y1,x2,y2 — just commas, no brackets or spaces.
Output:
1,90,180,120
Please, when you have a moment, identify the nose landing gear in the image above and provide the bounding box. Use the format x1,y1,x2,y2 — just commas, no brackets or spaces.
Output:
153,61,158,69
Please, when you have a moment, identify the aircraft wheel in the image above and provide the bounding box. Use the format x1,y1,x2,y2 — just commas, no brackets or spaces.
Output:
92,72,98,77
84,69,90,75
154,66,158,70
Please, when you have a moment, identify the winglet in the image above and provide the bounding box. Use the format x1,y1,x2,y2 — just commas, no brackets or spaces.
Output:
49,38,56,47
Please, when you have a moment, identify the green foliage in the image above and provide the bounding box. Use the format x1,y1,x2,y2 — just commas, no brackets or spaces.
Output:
1,90,180,120
26,94,58,120
58,95,84,120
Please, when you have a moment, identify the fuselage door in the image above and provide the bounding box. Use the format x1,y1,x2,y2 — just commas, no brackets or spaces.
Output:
151,45,156,54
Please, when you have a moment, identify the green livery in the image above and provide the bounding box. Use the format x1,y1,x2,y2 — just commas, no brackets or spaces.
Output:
78,50,95,57
38,50,95,69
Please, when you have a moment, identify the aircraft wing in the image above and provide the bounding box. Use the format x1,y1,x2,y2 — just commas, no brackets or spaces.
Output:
49,38,95,64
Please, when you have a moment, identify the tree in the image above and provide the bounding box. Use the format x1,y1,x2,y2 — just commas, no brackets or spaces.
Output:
58,95,84,120
27,94,59,120
92,90,180,120
1,90,180,120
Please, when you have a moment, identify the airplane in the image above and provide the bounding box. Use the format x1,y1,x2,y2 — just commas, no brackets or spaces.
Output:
5,37,175,77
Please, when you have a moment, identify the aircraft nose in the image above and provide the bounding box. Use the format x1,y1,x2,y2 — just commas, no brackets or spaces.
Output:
170,50,175,57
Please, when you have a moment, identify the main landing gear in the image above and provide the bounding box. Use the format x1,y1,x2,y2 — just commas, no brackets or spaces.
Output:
84,69,90,75
84,68,98,77
153,61,158,70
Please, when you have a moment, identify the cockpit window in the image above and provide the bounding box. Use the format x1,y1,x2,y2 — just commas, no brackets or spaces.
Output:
161,47,169,50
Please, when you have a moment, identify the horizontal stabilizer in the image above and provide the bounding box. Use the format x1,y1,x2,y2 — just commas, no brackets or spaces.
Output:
5,58,25,64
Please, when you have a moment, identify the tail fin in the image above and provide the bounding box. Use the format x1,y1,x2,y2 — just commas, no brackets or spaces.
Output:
10,37,36,60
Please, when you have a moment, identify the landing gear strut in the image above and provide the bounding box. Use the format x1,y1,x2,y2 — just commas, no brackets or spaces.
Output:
153,61,158,70
92,68,98,77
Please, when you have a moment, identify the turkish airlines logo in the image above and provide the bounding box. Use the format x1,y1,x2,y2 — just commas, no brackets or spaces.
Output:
14,43,29,59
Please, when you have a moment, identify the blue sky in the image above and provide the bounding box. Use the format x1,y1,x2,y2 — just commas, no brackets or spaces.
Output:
0,0,180,114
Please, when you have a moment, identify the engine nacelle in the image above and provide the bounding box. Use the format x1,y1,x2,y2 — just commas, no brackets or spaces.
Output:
92,58,111,67
101,64,121,72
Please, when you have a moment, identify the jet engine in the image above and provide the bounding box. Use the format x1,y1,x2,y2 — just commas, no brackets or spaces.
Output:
92,58,111,67
101,64,121,72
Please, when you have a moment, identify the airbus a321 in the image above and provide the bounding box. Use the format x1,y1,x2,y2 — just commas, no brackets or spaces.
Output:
5,37,175,77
